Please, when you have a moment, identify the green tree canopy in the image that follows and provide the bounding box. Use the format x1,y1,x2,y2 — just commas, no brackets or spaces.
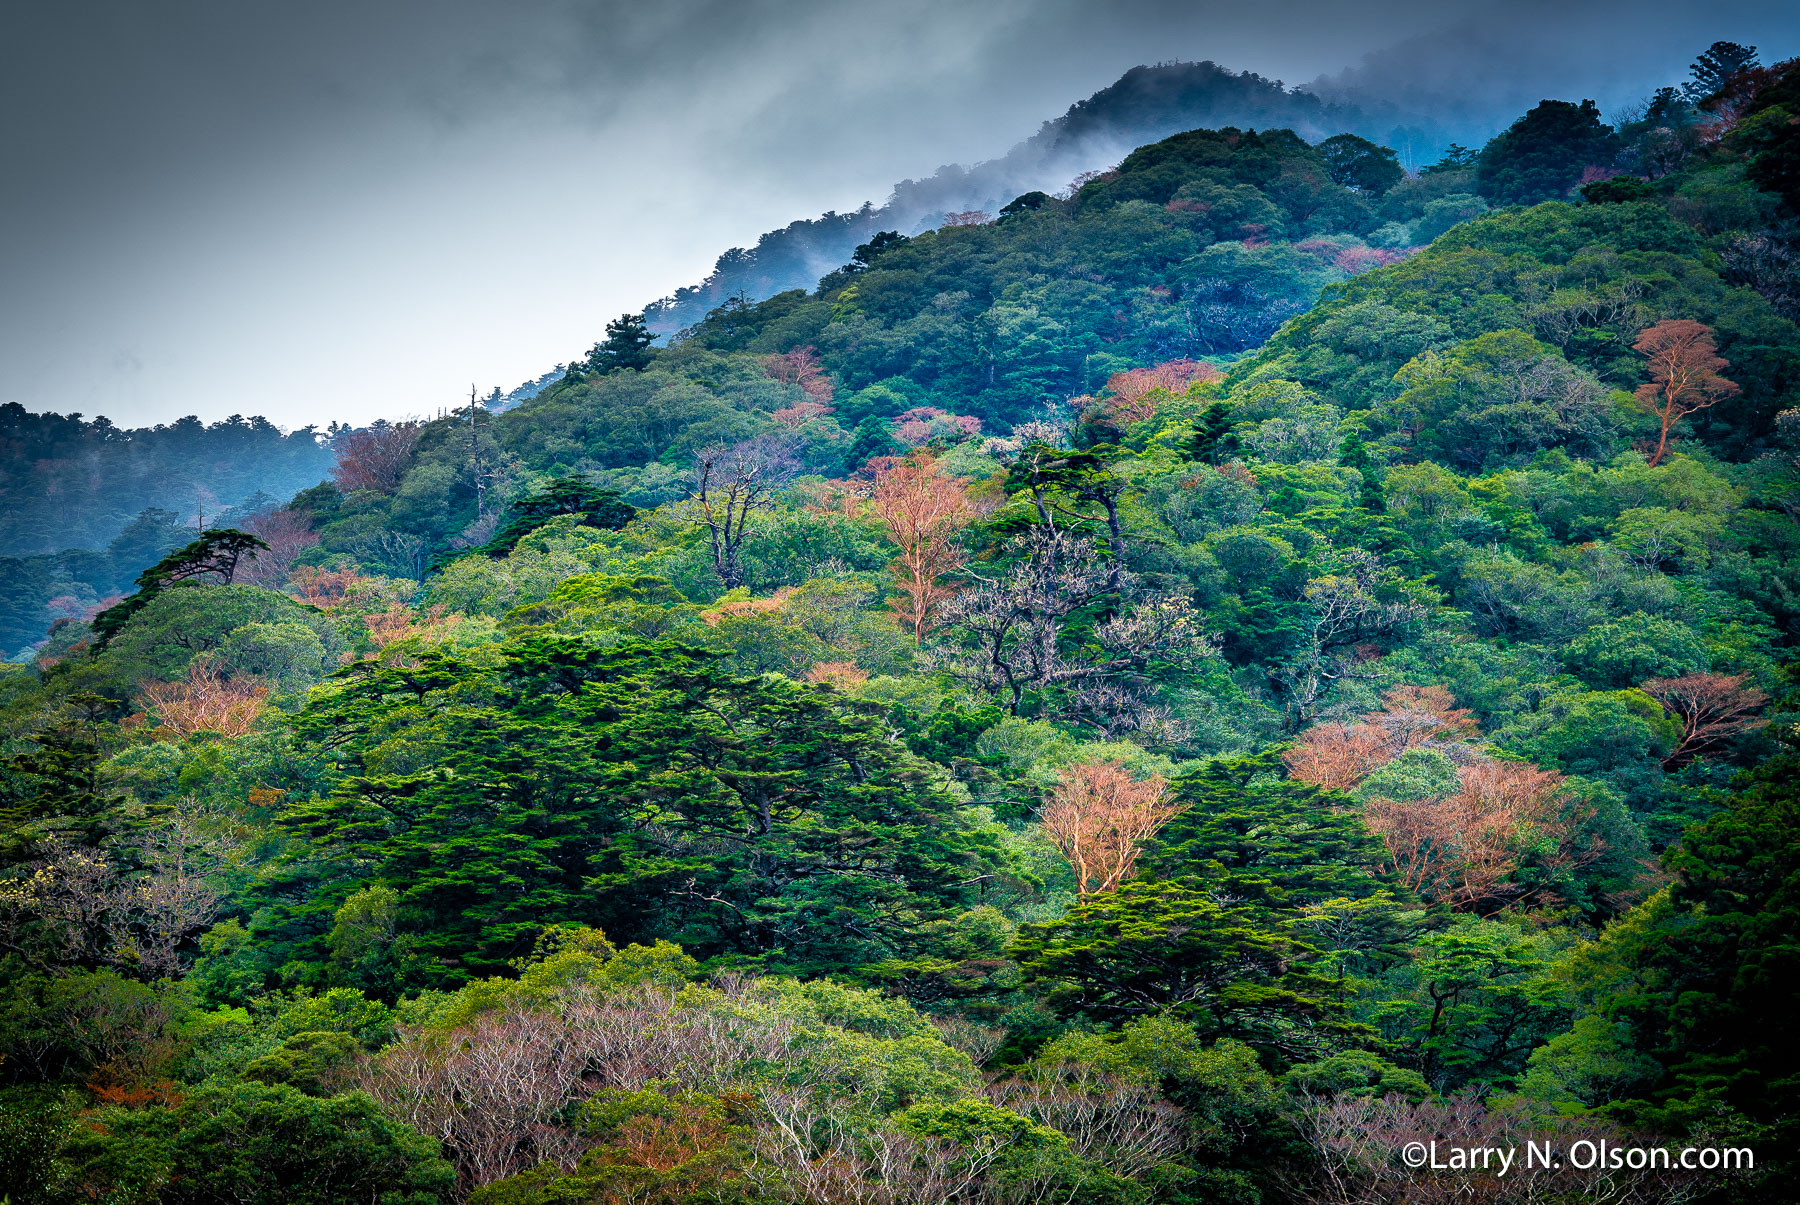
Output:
89,528,270,648
272,638,1001,987
1476,100,1620,206
1319,133,1405,196
584,312,656,374
475,475,636,559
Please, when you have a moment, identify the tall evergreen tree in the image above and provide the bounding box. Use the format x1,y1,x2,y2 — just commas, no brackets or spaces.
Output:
1686,40,1760,100
585,312,655,374
88,528,269,648
1476,99,1620,205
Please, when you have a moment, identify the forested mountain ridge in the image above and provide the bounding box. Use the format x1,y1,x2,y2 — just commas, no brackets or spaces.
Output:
286,121,1450,577
0,64,1385,659
0,408,337,659
3,41,1800,1205
0,407,335,557
642,59,1453,334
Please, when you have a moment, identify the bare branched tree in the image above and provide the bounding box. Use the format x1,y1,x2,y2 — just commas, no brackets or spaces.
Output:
1271,549,1429,730
932,530,1212,731
138,657,270,738
236,508,320,587
365,983,803,1195
1283,685,1478,790
1642,672,1770,767
1288,691,1607,913
1287,1091,1703,1205
1527,279,1649,358
1632,319,1741,467
1,800,238,980
930,1015,1008,1065
331,420,421,494
752,1090,1010,1205
1038,760,1184,895
448,508,502,552
354,529,433,582
686,436,800,590
1362,760,1603,913
117,802,240,980
4,845,117,967
988,1069,1185,1181
1720,233,1800,321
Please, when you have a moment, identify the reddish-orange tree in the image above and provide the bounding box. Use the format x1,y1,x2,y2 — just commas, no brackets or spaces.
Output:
1104,359,1223,425
1365,684,1478,746
1642,671,1770,767
286,566,379,611
763,346,834,405
868,454,974,644
1284,685,1611,912
1631,319,1740,466
332,421,422,493
237,508,320,586
1280,721,1391,792
1283,685,1478,790
1362,760,1597,912
1039,760,1184,895
770,400,832,428
365,602,464,651
804,661,869,690
140,658,270,738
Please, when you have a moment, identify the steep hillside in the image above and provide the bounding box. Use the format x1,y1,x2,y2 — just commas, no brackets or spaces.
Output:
4,45,1800,1205
299,123,1439,574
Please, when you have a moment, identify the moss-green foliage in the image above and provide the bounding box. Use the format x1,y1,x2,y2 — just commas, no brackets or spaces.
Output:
53,1081,455,1205
1533,748,1800,1197
1010,878,1351,1049
1476,99,1621,205
260,639,1003,987
469,475,636,560
89,529,272,649
1248,201,1799,461
104,584,343,685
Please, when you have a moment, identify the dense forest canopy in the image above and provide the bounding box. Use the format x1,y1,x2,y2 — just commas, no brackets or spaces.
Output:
4,39,1800,1205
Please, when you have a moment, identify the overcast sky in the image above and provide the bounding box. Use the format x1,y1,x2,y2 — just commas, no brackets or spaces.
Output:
1,0,1793,430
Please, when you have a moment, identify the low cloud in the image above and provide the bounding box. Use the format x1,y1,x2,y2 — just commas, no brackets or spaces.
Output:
0,0,1789,428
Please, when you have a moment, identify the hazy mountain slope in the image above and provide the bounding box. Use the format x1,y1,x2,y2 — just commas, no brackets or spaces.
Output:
0,407,334,558
642,60,1413,334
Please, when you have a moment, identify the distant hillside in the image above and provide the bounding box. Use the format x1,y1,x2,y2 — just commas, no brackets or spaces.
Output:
641,60,1448,334
0,406,340,655
0,406,334,558
274,118,1475,593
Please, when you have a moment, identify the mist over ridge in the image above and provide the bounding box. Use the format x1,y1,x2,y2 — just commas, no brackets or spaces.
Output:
636,9,1787,339
1,8,1799,1199
2,0,1790,430
642,60,1387,335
